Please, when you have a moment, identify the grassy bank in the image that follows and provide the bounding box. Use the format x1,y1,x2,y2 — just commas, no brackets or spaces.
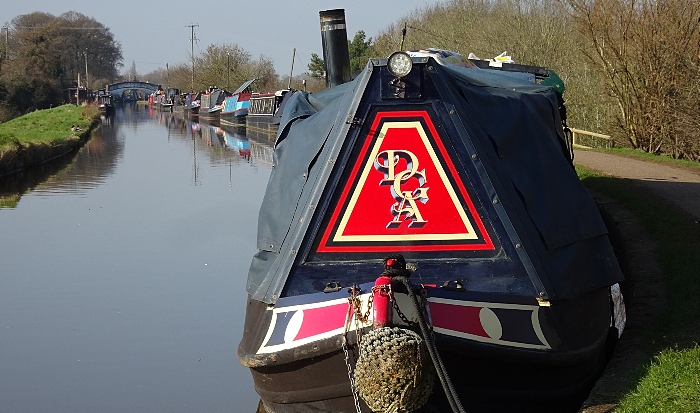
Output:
577,165,700,412
0,104,99,176
0,104,97,147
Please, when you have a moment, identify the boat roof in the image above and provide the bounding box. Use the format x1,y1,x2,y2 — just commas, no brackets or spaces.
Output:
233,79,257,95
247,54,623,304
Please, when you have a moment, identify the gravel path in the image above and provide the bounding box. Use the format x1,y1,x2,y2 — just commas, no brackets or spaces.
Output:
574,149,700,221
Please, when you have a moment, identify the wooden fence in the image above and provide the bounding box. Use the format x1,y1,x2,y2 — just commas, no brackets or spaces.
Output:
570,128,614,149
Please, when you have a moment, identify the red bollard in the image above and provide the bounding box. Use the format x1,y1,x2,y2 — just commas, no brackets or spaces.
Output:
373,275,393,329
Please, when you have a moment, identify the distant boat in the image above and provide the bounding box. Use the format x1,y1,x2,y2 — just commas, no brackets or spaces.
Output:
96,90,115,116
246,89,291,131
184,92,200,117
151,90,173,112
167,88,183,113
220,79,256,125
199,88,226,121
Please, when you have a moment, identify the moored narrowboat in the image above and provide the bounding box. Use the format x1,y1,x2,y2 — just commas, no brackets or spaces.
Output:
200,88,227,121
184,92,200,117
220,79,256,125
246,89,291,132
238,45,626,412
96,89,115,116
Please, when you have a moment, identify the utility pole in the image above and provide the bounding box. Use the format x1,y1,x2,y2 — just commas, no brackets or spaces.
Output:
187,23,198,93
227,52,230,90
288,48,296,90
84,52,89,91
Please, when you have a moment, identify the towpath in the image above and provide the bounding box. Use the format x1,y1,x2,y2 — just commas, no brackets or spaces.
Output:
574,149,699,412
574,149,700,221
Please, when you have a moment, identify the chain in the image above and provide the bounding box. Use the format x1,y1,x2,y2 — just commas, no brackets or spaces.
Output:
388,284,416,326
344,286,366,413
348,285,373,345
349,285,374,324
342,334,363,413
386,283,432,329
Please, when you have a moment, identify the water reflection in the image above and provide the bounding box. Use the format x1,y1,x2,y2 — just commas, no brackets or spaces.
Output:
0,101,164,206
0,103,272,412
166,111,276,171
222,126,251,160
0,114,124,208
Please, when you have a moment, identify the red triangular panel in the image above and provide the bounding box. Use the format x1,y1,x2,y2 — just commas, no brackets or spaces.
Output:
317,110,494,253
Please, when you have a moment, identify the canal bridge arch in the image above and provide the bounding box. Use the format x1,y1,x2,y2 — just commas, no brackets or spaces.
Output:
106,81,161,98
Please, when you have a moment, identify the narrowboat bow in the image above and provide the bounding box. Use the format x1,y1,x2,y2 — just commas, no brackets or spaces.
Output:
238,49,626,413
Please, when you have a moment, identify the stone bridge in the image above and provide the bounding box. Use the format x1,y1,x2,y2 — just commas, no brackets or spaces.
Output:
106,81,161,98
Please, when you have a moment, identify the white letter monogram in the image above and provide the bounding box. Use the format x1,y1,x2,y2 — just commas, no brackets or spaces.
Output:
374,149,429,228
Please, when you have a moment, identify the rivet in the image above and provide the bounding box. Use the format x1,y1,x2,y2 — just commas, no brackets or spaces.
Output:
515,243,522,248
428,66,433,71
449,109,455,115
291,250,297,255
492,198,499,205
471,154,477,159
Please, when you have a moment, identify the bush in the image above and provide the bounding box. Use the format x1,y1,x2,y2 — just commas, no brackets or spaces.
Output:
0,75,63,121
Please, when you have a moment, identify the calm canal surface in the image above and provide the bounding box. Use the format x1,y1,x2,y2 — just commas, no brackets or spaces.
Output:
0,104,273,412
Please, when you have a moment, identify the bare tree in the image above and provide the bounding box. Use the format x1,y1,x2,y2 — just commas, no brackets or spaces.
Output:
372,0,605,133
564,0,700,159
195,44,251,91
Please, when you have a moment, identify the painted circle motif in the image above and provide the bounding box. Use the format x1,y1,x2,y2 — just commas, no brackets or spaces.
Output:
479,307,503,340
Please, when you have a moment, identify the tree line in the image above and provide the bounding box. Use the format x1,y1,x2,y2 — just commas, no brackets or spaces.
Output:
147,44,281,96
0,11,122,121
3,2,699,160
370,0,700,160
147,31,375,96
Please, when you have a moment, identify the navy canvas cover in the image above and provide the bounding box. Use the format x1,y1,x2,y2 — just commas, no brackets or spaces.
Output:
246,58,623,303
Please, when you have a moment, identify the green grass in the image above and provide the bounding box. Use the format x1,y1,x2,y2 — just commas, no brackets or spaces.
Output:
0,193,20,208
576,165,700,411
0,105,98,149
617,345,700,412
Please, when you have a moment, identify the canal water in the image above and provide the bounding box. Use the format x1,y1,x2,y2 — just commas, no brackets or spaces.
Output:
0,104,274,412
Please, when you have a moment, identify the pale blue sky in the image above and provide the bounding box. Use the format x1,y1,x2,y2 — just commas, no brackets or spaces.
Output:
2,0,441,77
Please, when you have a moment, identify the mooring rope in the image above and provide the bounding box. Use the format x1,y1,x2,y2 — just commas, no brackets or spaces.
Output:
392,275,467,413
